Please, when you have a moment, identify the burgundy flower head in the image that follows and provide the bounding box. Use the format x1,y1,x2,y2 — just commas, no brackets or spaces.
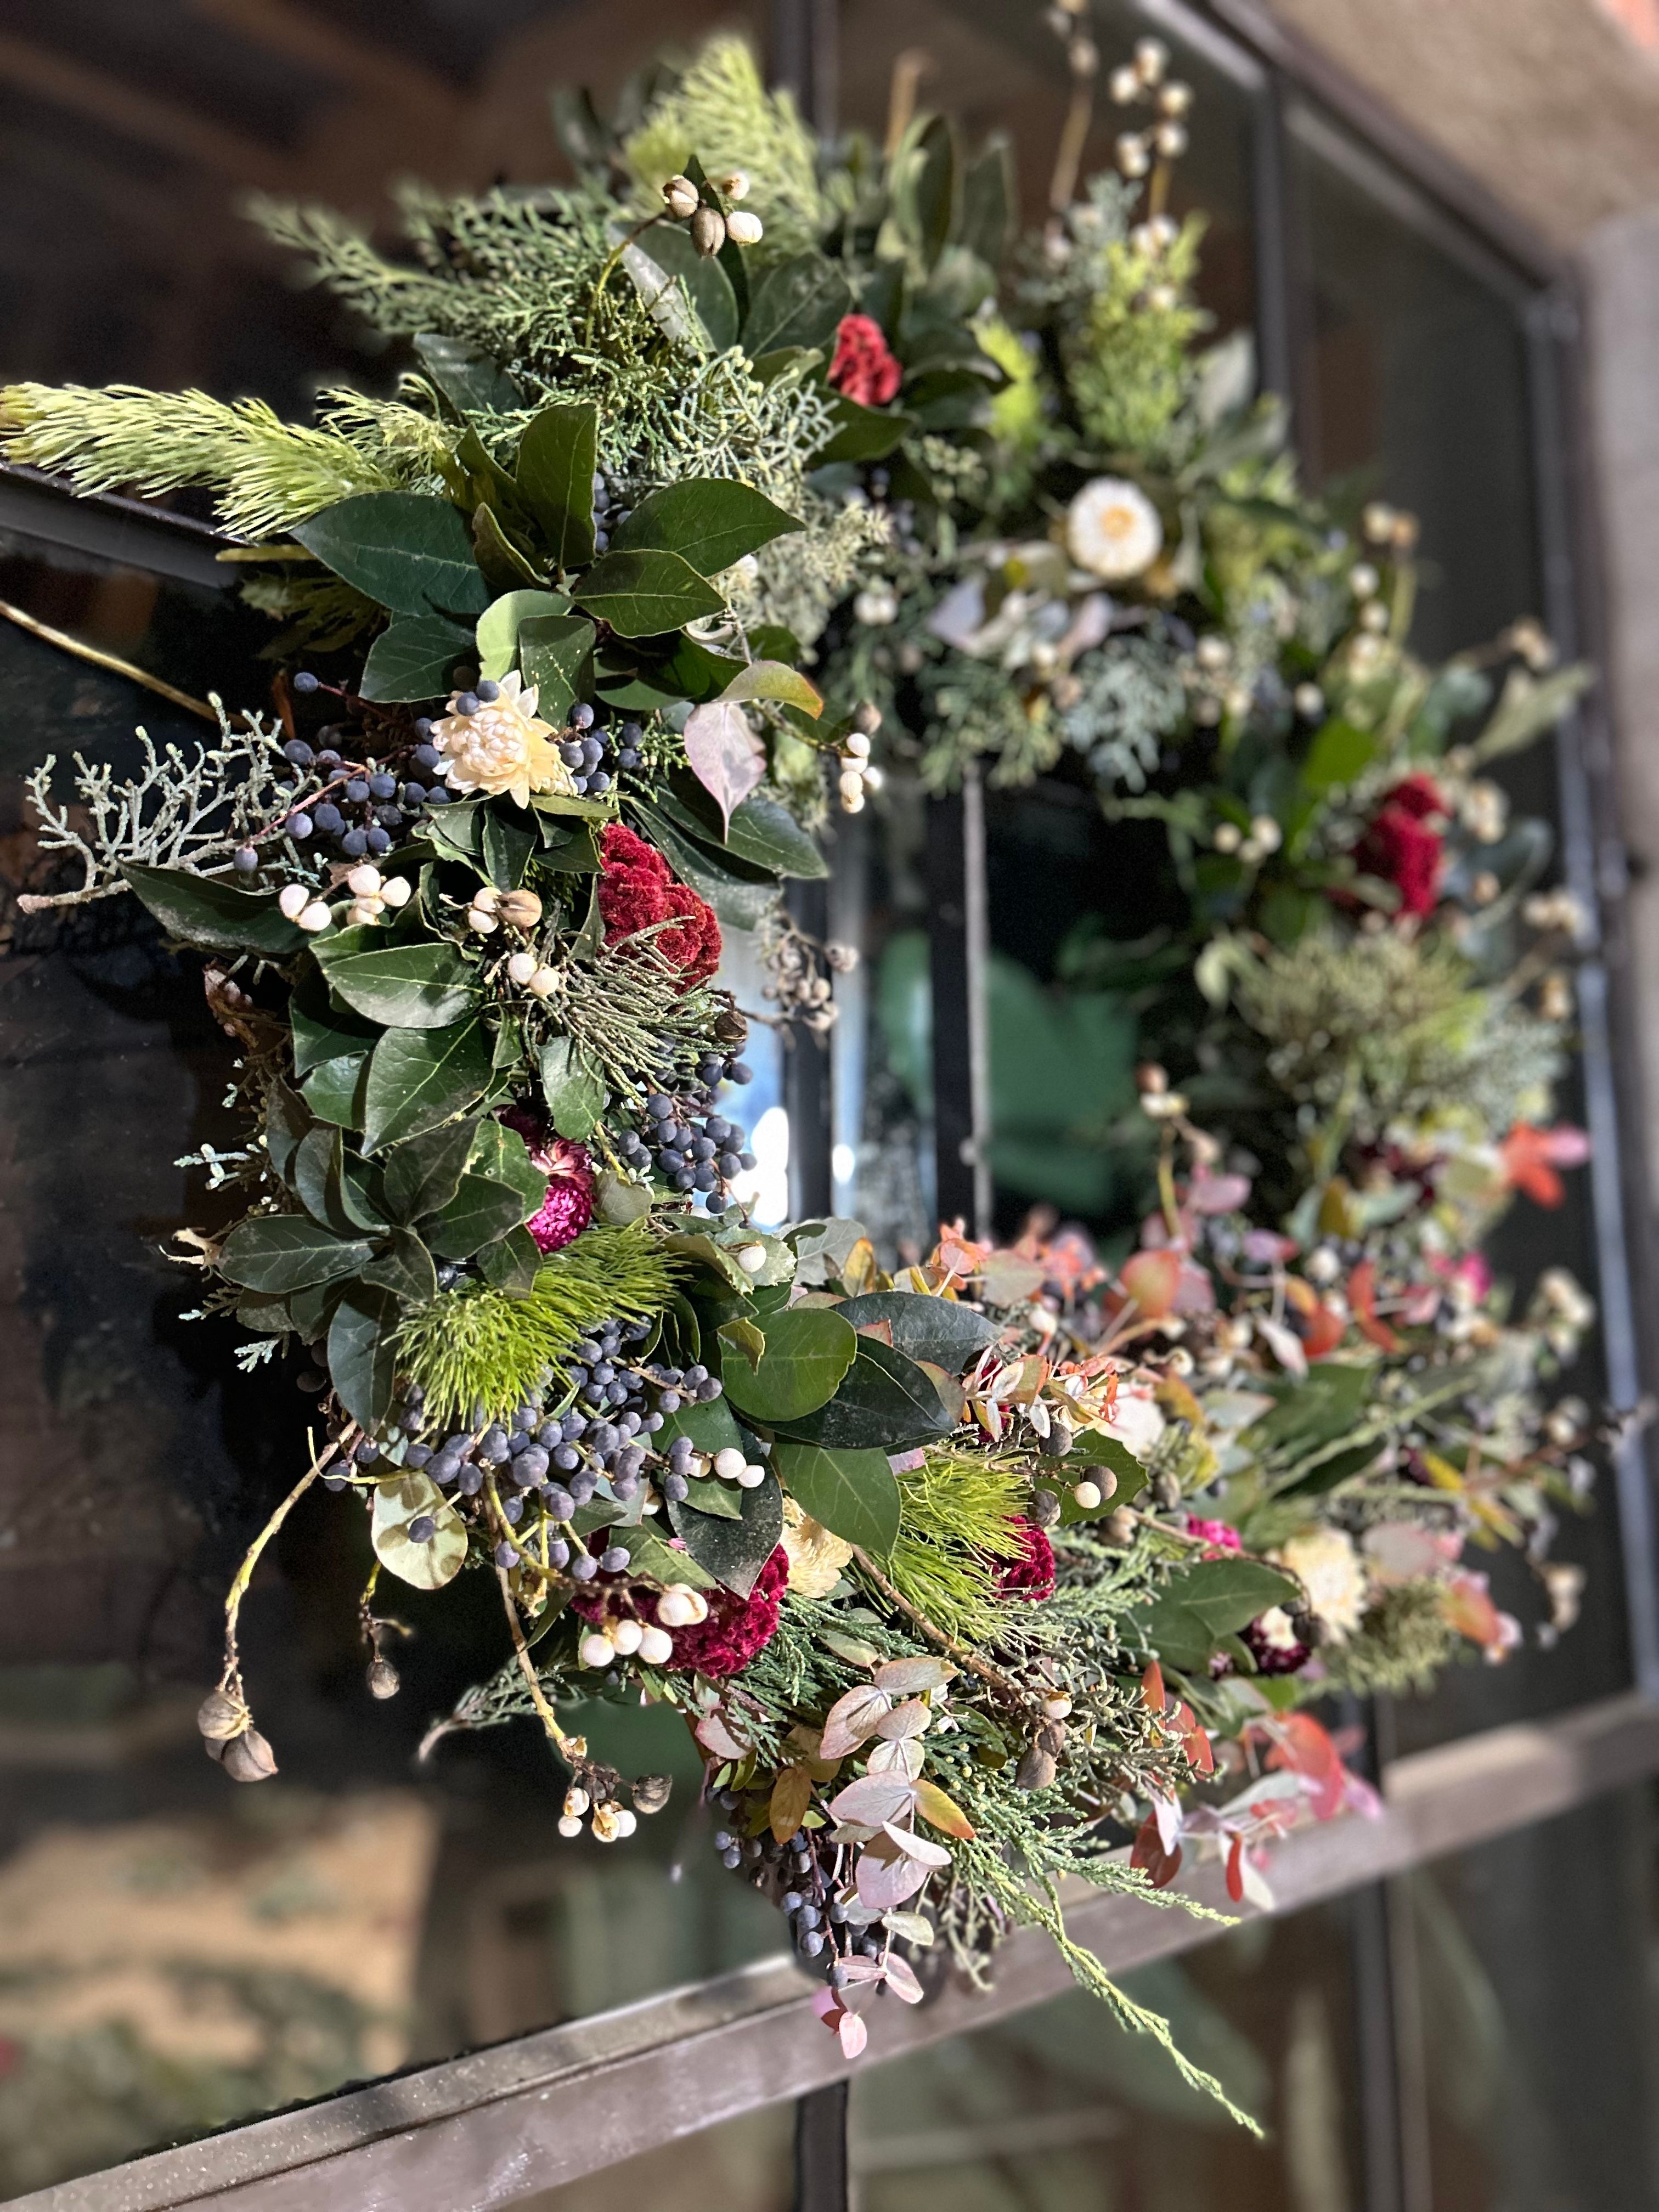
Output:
996,1521,1056,1602
597,821,721,986
497,1108,595,1253
1241,1612,1310,1676
828,314,903,409
571,1545,790,1681
1355,774,1447,920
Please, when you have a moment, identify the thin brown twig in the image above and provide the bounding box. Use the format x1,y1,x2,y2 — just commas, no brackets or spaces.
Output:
851,1546,1031,1709
219,1424,354,1695
0,597,218,721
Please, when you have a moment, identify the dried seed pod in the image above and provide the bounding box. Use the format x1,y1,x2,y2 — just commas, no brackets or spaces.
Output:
850,701,883,737
366,1658,402,1700
632,1773,673,1815
1106,1506,1138,1544
1037,1416,1073,1458
690,204,727,257
1028,1487,1061,1530
1035,1718,1068,1759
662,173,699,220
220,1727,279,1783
197,1687,247,1741
1015,1743,1058,1792
1153,1471,1182,1511
496,888,543,929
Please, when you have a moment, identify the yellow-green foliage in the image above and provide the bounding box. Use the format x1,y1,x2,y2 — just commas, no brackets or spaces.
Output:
980,315,1045,452
397,1224,677,1426
1066,215,1207,460
0,383,405,542
624,37,826,258
885,1448,1029,1640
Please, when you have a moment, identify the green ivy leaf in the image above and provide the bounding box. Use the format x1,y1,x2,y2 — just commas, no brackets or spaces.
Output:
302,1053,370,1130
539,1035,606,1139
362,1225,439,1306
472,504,544,595
475,589,571,681
290,977,379,1076
311,934,476,1029
372,1468,467,1589
360,1018,492,1153
812,397,916,467
328,1285,401,1432
775,1337,955,1452
382,1119,486,1224
522,614,601,725
516,402,598,570
122,865,305,956
467,1119,548,1210
742,253,855,358
609,480,805,579
425,1174,537,1259
774,1440,900,1555
476,1226,541,1293
570,549,725,637
263,1079,312,1186
719,1307,858,1424
359,615,473,703
668,1471,784,1595
218,1216,373,1296
837,1291,1001,1372
294,492,489,619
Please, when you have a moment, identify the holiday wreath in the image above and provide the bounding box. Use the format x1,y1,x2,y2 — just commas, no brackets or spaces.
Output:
0,25,1610,2120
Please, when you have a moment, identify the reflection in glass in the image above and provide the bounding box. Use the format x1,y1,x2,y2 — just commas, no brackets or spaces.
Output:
849,1903,1362,2211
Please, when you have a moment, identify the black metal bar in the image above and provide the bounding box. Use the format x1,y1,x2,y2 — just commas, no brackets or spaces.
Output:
0,460,233,589
793,2081,849,2212
926,772,991,1239
770,0,839,135
786,874,835,1222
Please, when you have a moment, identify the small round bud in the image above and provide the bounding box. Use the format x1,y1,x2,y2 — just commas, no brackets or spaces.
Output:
472,884,501,913
1158,80,1193,116
528,966,558,998
298,902,333,933
1154,120,1188,158
734,1242,767,1274
564,1786,591,1818
1110,63,1139,101
610,1617,644,1656
850,701,883,737
718,171,750,200
366,1657,401,1700
1015,1744,1058,1792
843,731,872,760
1135,35,1169,82
737,1463,766,1489
278,884,309,921
1042,1695,1073,1720
691,204,727,257
1029,1487,1060,1530
1293,683,1325,720
1348,562,1380,599
638,1624,675,1665
346,863,382,896
725,210,763,247
507,950,538,985
663,174,699,220
1107,1506,1138,1544
1133,1062,1169,1096
579,1632,614,1669
713,1446,747,1481
468,906,500,935
1072,1480,1103,1511
557,1813,583,1838
380,875,412,908
1212,821,1242,853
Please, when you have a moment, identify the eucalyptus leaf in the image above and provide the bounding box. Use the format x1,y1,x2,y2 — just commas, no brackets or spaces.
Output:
372,1469,467,1589
719,1306,858,1424
682,698,766,833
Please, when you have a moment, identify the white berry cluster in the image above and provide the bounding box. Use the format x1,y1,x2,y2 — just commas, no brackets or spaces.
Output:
661,168,763,256
277,864,413,937
837,703,882,815
1108,37,1192,177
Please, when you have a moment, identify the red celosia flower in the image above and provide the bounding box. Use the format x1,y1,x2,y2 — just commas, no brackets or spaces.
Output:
995,1521,1056,1601
526,1140,595,1253
1183,1516,1242,1556
1354,775,1447,920
828,314,903,408
597,822,721,986
665,1548,789,1678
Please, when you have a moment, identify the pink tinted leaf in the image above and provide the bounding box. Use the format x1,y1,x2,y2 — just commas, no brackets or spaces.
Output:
811,1986,841,2023
720,658,823,717
871,1656,955,1696
1119,1248,1182,1319
855,1848,933,1910
837,2008,870,2059
837,1956,887,1984
682,698,766,832
819,1683,893,1760
828,1773,916,1826
1187,1170,1251,1215
873,1698,933,1741
883,1954,925,2004
880,1821,952,1866
695,1709,750,1761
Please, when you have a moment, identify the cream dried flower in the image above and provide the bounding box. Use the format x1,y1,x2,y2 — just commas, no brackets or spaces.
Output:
431,673,572,809
1065,477,1164,582
1274,1527,1368,1642
781,1497,854,1598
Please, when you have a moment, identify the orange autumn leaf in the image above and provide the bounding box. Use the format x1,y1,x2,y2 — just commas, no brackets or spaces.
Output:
1141,1659,1166,1712
1119,1247,1183,1320
769,1765,814,1843
1171,1699,1215,1775
1348,1259,1402,1353
1498,1122,1589,1208
1131,1811,1182,1888
913,1778,977,1839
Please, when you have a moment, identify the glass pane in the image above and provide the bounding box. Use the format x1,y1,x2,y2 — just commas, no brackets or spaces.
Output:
1401,1784,1659,2210
0,546,782,2196
506,2103,794,2211
835,0,1259,341
850,1901,1364,2209
1290,115,1633,1746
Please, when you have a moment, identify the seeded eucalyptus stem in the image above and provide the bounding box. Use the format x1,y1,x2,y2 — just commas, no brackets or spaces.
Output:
0,597,218,723
219,1424,356,1701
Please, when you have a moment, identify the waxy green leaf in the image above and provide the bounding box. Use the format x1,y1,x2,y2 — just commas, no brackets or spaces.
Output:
720,1306,859,1424
742,253,854,359
359,615,472,703
219,1215,373,1296
123,865,304,956
295,492,489,618
571,549,725,637
360,1018,492,1153
311,934,476,1030
475,589,571,681
608,479,804,579
515,402,597,569
775,1440,900,1556
776,1337,956,1452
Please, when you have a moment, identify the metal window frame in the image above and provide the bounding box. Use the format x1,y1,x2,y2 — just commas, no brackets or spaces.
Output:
5,7,1659,2206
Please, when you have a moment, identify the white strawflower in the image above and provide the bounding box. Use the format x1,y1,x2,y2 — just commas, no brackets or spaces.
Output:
1275,1527,1368,1641
781,1497,854,1599
431,672,571,809
1065,478,1164,582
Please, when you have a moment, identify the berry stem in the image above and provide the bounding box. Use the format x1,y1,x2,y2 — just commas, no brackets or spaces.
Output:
850,1547,1031,1711
219,1424,354,1700
495,1561,586,1767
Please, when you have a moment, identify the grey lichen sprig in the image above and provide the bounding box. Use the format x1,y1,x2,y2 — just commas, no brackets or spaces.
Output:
18,706,293,913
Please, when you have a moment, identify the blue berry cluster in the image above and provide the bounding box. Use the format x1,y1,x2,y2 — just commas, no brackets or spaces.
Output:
709,1809,889,1978
556,702,645,796
590,471,634,555
612,1051,757,1213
